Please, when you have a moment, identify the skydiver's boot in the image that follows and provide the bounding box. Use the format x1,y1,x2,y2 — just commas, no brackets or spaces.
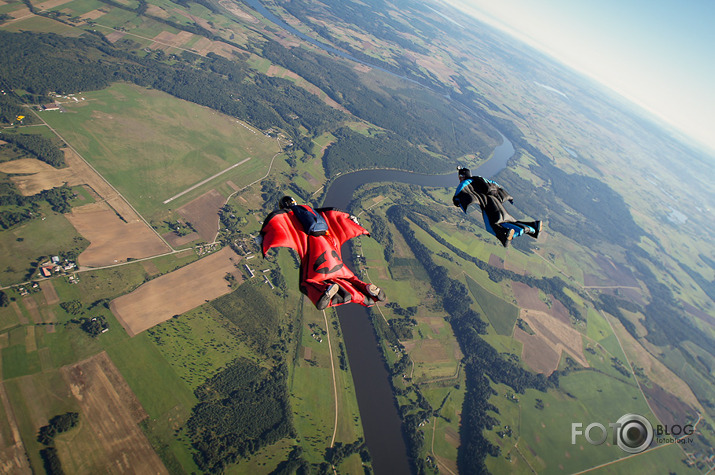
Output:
521,221,541,239
317,283,339,310
530,221,542,239
366,283,386,302
497,228,515,247
514,221,542,239
332,286,351,306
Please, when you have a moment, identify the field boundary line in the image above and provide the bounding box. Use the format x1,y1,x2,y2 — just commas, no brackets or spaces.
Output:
513,440,538,474
93,23,201,55
323,309,339,448
534,250,704,465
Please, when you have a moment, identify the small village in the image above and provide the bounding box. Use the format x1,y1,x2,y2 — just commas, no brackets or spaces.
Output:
37,255,77,279
15,256,79,297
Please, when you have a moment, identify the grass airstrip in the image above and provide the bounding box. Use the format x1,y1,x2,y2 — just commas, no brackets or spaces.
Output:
40,82,281,221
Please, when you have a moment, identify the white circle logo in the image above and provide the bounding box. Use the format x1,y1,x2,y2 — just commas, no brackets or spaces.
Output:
616,414,653,453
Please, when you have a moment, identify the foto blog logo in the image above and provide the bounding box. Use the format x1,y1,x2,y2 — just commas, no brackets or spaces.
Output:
571,414,654,454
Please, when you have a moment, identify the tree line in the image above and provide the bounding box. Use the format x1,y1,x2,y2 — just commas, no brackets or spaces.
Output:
0,185,75,229
404,201,584,321
37,412,80,475
0,94,26,124
0,31,114,99
623,246,714,353
0,28,448,177
0,132,66,167
0,28,488,177
105,0,479,161
274,0,434,76
503,133,714,369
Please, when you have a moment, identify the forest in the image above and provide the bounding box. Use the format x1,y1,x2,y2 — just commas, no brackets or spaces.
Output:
186,358,293,472
260,39,496,161
210,280,282,356
624,246,714,353
0,126,72,229
322,126,447,176
0,184,75,229
0,94,27,123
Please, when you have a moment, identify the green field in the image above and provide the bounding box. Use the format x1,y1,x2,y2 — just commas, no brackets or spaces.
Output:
46,0,106,16
466,274,519,336
421,382,466,469
41,82,282,221
2,343,41,378
1,14,84,35
3,370,81,472
290,308,347,462
146,305,256,390
107,333,199,471
270,249,367,472
510,370,655,474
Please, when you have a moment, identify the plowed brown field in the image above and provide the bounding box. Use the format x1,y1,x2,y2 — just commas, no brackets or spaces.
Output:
175,189,225,242
110,247,242,336
66,201,170,267
60,352,167,474
514,309,588,375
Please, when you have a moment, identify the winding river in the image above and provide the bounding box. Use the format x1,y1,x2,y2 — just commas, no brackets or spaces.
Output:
239,1,516,471
322,136,514,474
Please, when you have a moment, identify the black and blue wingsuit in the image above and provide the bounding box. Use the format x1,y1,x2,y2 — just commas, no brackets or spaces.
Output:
453,167,542,247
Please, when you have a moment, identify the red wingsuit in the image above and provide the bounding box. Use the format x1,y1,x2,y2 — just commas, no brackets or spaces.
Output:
260,206,381,309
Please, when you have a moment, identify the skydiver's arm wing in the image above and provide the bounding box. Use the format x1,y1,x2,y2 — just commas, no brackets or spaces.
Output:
484,177,514,203
259,209,306,256
318,208,370,245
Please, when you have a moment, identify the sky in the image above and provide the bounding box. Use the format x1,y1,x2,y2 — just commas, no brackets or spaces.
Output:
442,0,715,155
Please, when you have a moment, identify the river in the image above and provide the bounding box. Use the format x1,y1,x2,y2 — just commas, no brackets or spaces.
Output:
322,135,514,474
